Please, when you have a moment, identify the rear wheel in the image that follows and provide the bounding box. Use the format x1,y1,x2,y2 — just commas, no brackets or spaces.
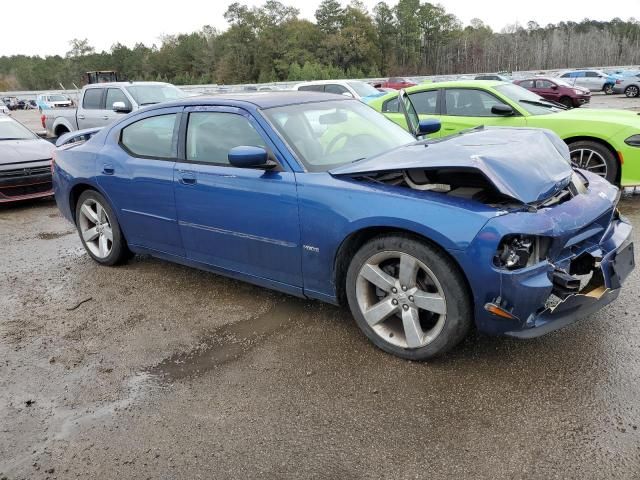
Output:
559,96,573,108
346,234,472,360
568,140,618,183
603,83,614,95
625,85,639,98
75,190,129,266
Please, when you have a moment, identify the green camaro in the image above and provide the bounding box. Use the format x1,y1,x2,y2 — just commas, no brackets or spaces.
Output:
368,80,640,185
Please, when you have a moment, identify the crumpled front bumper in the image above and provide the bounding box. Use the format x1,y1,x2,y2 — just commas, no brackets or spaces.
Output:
453,172,634,338
504,224,634,338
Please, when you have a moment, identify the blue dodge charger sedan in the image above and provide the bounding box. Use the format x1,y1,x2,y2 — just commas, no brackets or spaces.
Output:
52,91,634,360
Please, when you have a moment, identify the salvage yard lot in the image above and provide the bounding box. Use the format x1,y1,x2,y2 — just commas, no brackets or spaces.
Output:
1,92,640,479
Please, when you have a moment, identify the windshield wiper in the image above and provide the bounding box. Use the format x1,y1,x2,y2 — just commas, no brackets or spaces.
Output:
520,99,559,109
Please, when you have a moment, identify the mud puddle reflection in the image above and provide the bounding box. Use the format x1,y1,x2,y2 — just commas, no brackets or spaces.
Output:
147,298,315,382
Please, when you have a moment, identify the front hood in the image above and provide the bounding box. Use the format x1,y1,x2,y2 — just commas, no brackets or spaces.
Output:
0,139,55,166
551,108,640,128
330,127,573,204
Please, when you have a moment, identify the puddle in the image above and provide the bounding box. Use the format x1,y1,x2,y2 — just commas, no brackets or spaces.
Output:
147,298,315,382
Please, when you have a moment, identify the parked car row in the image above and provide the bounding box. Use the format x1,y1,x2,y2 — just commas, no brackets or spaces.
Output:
2,96,39,110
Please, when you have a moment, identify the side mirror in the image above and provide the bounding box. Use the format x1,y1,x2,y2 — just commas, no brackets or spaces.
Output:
228,146,270,168
341,91,354,98
491,104,514,116
551,84,558,90
112,101,131,113
418,119,441,135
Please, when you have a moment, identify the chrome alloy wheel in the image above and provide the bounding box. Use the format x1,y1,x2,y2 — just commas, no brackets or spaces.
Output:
355,251,447,349
78,198,113,259
569,148,607,178
626,85,639,98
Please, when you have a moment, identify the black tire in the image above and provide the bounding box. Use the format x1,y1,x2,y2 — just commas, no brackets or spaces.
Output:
559,96,573,108
345,234,472,360
625,85,639,98
55,127,69,137
568,140,619,184
603,83,614,95
75,190,130,266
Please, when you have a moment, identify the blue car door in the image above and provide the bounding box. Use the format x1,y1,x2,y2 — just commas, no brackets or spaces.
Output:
96,107,184,256
173,106,302,290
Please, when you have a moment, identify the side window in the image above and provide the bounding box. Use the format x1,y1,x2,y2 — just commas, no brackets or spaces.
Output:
382,97,400,113
324,84,349,95
444,89,504,117
105,89,131,110
560,73,570,78
536,80,554,89
120,114,177,159
585,71,599,78
408,90,438,114
519,80,535,89
186,112,266,166
83,89,103,110
298,85,324,92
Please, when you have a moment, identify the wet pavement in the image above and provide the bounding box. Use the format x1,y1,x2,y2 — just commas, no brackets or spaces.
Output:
1,193,639,480
2,93,640,479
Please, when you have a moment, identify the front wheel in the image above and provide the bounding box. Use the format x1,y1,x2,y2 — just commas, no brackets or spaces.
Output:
346,235,472,360
559,96,573,108
603,83,614,95
568,140,618,184
75,190,130,266
625,85,639,98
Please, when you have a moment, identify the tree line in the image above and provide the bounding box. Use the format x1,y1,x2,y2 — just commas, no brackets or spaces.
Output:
1,0,639,91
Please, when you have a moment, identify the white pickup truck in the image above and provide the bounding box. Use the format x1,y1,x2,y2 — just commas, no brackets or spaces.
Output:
43,81,185,137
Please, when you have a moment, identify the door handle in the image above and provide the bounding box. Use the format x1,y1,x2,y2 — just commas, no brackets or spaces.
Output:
102,115,109,120
77,115,85,120
178,170,197,185
102,164,114,175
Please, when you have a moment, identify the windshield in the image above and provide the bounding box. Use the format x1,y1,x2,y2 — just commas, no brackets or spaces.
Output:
494,83,563,115
347,81,381,98
0,118,36,140
49,94,68,102
125,84,186,106
263,100,415,172
553,78,575,88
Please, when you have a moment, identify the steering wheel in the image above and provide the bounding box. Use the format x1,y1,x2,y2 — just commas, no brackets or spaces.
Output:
325,132,351,155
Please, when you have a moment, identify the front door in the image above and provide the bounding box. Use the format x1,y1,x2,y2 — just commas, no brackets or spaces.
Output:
437,88,526,136
173,106,302,288
535,79,561,102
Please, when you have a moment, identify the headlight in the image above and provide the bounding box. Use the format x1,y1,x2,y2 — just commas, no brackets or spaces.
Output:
574,89,583,95
625,134,640,147
493,235,551,270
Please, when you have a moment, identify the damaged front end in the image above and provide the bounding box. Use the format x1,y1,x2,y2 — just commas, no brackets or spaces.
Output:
459,170,634,338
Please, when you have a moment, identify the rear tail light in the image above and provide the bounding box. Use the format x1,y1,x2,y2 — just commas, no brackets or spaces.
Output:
616,80,623,84
40,114,46,129
50,150,56,175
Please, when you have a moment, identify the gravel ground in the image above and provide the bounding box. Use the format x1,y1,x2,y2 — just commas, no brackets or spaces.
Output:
1,92,640,479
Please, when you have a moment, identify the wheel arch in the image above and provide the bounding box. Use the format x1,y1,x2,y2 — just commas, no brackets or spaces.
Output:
68,182,116,226
332,226,473,308
563,135,622,184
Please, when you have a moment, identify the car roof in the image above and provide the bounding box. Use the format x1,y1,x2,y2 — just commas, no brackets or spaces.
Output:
84,81,172,88
145,91,352,110
295,79,362,87
406,79,508,91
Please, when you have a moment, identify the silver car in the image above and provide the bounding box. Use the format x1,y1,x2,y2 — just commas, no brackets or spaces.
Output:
613,73,640,98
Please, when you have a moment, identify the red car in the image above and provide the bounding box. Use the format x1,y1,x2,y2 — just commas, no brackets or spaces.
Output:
513,77,591,108
372,77,417,90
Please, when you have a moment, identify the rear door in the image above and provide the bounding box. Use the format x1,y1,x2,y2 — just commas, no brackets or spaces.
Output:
96,107,184,256
173,106,302,288
438,88,526,136
78,88,107,129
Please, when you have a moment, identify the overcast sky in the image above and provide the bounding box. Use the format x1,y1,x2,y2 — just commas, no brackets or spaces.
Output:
0,0,636,56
